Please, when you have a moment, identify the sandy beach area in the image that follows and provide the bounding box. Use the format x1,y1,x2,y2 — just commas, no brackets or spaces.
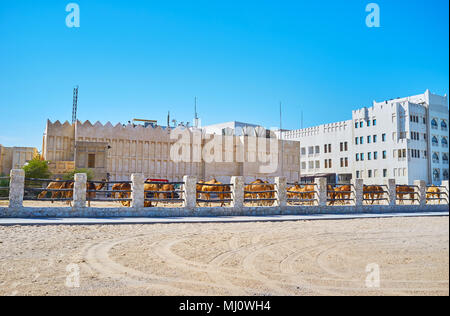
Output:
0,216,448,296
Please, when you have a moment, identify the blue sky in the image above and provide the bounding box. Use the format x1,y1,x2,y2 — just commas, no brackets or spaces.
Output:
0,0,448,149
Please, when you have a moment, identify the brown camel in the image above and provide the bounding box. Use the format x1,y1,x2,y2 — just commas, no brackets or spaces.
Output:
38,179,66,201
396,185,415,205
426,186,441,204
364,185,385,205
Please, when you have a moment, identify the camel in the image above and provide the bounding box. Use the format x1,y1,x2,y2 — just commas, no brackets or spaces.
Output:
363,185,385,205
144,182,176,207
38,179,66,201
329,185,352,206
396,185,415,205
426,186,441,204
112,182,132,207
244,180,275,206
198,179,229,207
86,180,107,207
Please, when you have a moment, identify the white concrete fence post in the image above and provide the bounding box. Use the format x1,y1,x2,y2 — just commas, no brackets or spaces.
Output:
315,177,327,206
73,173,87,209
183,175,197,210
275,177,287,208
414,180,427,207
386,179,396,206
231,176,244,211
352,179,364,206
131,173,145,208
9,169,25,209
442,180,449,205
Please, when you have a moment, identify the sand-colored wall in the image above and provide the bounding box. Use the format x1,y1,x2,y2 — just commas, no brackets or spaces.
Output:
0,145,38,176
43,120,300,182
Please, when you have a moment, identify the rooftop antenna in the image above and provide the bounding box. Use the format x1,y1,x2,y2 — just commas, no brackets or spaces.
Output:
194,97,199,128
72,85,79,124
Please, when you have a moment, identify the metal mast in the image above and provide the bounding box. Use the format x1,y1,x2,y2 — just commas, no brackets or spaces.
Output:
72,86,79,124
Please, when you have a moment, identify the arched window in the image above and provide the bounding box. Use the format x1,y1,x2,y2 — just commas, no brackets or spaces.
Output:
442,120,448,130
431,119,438,129
444,169,449,180
443,153,449,164
432,136,439,146
432,153,440,163
433,169,440,181
442,137,448,147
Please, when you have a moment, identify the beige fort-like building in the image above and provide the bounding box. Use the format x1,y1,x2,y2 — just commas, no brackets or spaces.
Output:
42,120,301,183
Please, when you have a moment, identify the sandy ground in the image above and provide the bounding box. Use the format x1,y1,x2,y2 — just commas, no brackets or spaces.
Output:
0,216,448,296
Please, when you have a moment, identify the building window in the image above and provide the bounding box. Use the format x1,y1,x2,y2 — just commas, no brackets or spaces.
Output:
315,146,320,154
373,135,377,143
308,147,314,155
345,157,348,167
88,154,96,168
360,122,363,128
382,150,387,159
374,151,378,160
382,133,386,142
368,152,372,160
340,142,343,152
442,120,448,131
328,144,331,153
368,170,372,178
344,142,348,151
324,160,328,168
431,119,438,129
356,171,360,179
432,136,439,147
301,162,306,170
383,169,387,178
433,169,440,181
340,158,344,167
356,153,360,161
301,147,306,155
373,119,377,126
444,169,449,180
367,120,371,127
315,161,320,169
324,144,327,153
443,153,449,165
442,137,448,148
432,153,440,164
355,137,359,145
361,153,364,161
360,136,364,144
355,122,358,129
367,136,372,144
328,159,332,168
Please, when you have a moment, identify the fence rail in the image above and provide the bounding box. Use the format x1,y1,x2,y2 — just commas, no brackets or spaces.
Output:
1,171,449,211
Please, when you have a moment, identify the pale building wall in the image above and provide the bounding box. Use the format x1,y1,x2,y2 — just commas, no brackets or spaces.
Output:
284,90,449,185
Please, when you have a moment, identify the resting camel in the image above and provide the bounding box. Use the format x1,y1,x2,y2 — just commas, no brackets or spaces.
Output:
244,180,275,206
396,185,415,205
144,182,176,207
426,186,441,204
287,183,316,205
363,185,385,205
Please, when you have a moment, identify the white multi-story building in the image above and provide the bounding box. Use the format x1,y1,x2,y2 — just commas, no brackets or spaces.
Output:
283,90,449,185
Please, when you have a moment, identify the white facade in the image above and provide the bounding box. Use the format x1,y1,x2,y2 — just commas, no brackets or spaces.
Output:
283,90,449,185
